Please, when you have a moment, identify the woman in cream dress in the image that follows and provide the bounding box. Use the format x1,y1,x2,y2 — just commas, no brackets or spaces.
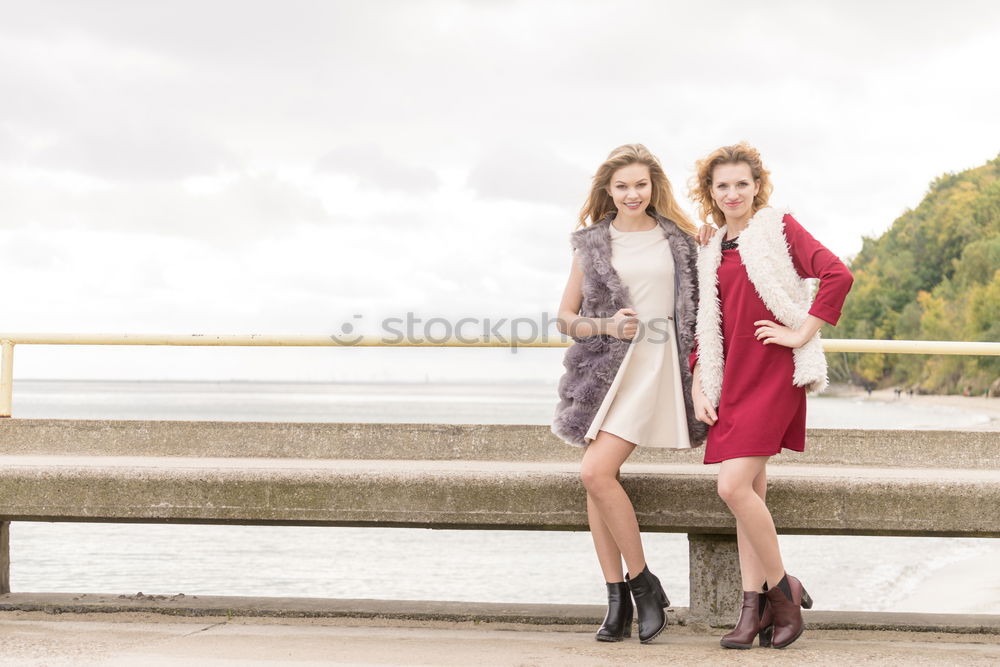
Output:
585,222,691,450
554,144,702,645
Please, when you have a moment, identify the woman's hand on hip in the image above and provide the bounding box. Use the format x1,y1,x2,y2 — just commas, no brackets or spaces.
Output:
753,319,808,348
609,309,639,340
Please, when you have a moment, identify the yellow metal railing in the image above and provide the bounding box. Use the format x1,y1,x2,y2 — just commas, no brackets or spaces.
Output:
1,333,998,417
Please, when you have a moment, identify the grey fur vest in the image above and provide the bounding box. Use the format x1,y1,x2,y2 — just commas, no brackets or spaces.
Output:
552,213,707,447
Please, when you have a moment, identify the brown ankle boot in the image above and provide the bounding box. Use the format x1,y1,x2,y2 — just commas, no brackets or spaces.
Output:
763,574,813,649
720,591,769,649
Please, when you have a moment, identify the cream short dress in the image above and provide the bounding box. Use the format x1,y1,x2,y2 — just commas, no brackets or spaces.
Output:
584,222,692,449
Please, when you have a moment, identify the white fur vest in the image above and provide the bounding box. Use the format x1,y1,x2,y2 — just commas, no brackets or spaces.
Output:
695,207,828,407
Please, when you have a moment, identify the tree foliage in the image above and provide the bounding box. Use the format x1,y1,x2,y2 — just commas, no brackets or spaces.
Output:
827,153,1000,393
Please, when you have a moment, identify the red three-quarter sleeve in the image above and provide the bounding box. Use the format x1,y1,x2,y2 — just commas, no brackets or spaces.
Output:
783,214,854,326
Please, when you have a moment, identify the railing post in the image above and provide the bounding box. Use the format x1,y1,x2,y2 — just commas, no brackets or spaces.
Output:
1,521,10,594
0,340,13,418
687,533,741,627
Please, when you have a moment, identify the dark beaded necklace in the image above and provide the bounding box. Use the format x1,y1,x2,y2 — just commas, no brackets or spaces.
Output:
721,236,739,251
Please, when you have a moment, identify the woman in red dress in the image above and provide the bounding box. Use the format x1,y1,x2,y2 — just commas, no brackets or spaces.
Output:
689,143,853,650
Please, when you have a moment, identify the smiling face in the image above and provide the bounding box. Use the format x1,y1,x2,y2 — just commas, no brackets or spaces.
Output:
711,161,760,224
606,163,652,218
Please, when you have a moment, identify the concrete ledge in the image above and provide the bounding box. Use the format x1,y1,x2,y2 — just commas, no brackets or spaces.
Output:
0,592,607,625
1,420,998,468
3,593,999,635
1,458,999,536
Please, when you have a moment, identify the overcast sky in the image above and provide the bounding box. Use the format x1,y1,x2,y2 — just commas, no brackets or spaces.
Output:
2,0,999,382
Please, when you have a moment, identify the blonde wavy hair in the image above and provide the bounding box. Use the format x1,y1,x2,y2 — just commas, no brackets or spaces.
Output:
689,142,773,226
578,143,697,236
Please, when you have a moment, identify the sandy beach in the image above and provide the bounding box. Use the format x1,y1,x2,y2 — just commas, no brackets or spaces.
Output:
827,385,1000,430
897,549,1000,614
822,385,1000,611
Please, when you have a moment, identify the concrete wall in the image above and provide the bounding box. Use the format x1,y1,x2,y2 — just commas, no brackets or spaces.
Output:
1,420,998,624
1,457,997,535
1,419,997,468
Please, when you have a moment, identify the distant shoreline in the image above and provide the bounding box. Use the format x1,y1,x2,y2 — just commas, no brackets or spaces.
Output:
826,383,1000,426
13,378,1000,426
15,378,563,386
16,378,999,392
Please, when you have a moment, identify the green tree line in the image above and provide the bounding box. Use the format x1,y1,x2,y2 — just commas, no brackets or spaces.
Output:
824,152,1000,394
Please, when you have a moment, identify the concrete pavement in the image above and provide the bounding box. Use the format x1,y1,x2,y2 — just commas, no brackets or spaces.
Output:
2,611,1000,666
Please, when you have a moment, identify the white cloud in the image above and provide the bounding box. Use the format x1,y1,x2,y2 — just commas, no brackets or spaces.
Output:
33,123,238,181
466,143,590,206
1,1,999,380
0,124,21,161
317,142,439,194
0,171,331,239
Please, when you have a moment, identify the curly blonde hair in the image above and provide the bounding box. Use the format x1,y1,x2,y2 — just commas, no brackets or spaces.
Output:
578,143,696,236
689,142,773,226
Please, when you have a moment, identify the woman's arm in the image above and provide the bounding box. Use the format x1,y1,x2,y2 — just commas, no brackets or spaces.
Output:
691,361,717,425
754,314,825,348
785,214,854,326
556,254,638,340
696,223,718,246
754,215,854,349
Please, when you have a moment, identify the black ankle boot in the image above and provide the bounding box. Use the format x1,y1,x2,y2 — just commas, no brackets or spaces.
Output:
626,566,669,643
595,582,633,642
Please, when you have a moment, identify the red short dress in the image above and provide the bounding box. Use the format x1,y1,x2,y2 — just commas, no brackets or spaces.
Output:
691,214,853,464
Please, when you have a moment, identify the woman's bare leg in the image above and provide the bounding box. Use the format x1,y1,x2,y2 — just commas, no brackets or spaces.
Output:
735,468,768,590
581,430,646,578
717,456,785,587
587,493,625,582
